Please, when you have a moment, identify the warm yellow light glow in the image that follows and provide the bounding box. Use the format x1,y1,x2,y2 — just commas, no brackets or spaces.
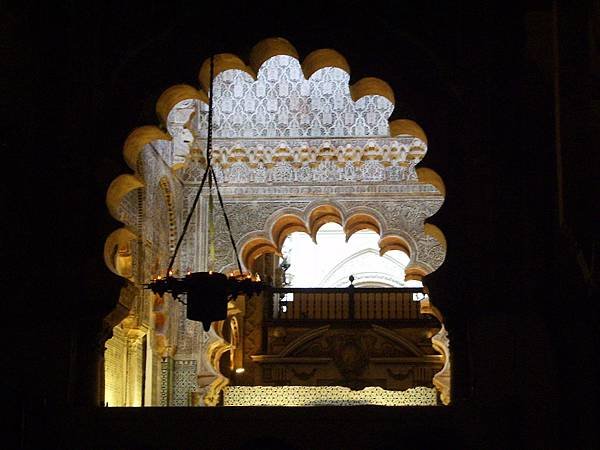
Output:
235,368,245,374
223,386,438,406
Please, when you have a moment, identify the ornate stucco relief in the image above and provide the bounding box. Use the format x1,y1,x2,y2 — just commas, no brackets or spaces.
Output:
173,55,394,142
104,37,449,407
223,385,438,406
199,197,445,274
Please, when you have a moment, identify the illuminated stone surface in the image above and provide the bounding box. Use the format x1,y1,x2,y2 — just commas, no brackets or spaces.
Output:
103,37,449,407
223,385,438,406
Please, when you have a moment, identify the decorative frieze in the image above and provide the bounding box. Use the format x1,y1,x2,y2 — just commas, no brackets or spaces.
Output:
104,37,449,408
172,360,198,406
223,385,438,406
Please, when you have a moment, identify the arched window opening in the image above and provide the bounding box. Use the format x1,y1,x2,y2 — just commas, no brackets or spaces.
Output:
103,37,450,407
279,222,413,288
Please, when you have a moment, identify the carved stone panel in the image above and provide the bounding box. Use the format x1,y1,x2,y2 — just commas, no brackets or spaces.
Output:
253,324,443,392
105,38,449,407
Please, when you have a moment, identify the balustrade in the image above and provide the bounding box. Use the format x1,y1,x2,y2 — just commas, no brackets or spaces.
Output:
265,286,427,322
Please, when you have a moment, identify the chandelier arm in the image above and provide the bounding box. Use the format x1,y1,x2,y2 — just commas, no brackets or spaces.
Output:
210,166,244,275
166,166,209,275
148,54,265,332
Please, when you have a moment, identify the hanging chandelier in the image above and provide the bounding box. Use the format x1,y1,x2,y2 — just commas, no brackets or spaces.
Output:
147,55,264,331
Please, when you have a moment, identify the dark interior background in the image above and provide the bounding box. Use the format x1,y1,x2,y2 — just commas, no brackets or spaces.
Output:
3,1,598,448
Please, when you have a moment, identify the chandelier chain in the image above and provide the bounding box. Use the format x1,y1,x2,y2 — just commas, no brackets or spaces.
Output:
165,54,243,277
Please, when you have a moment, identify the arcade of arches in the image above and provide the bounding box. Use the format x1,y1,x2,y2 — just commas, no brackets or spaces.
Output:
103,37,450,407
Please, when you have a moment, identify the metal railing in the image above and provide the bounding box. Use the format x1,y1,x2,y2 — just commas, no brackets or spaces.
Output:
265,286,426,322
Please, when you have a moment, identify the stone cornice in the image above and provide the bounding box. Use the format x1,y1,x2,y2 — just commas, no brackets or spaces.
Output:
195,136,425,168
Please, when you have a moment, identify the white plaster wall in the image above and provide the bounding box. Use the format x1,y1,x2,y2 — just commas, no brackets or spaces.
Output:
282,223,410,287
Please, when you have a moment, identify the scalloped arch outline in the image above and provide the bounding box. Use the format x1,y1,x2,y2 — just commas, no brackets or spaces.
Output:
230,201,445,282
105,37,445,284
